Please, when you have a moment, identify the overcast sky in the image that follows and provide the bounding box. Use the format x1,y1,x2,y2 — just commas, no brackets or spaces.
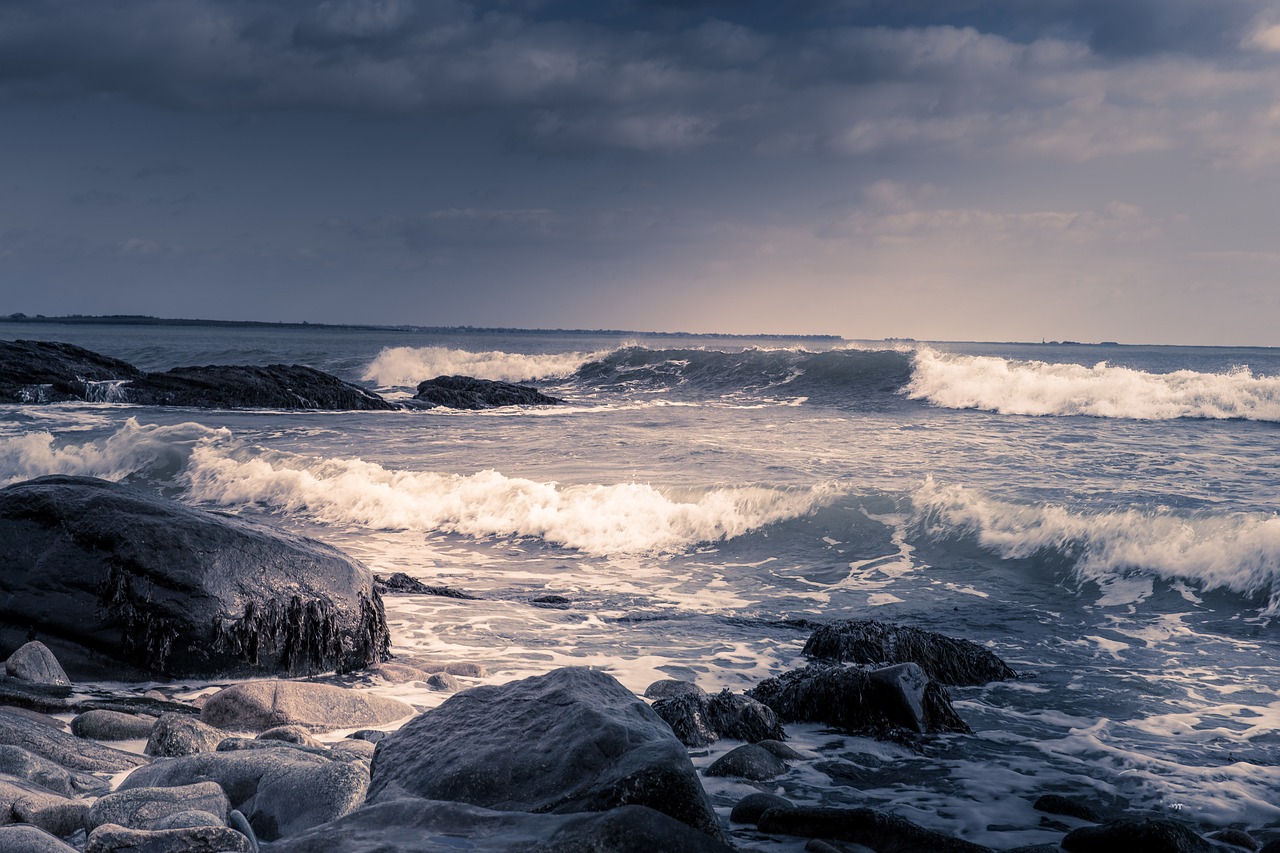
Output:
3,0,1279,344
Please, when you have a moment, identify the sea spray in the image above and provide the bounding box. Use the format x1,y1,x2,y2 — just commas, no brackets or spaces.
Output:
363,345,612,387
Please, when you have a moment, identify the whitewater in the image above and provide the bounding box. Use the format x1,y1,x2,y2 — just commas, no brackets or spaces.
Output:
4,320,1280,850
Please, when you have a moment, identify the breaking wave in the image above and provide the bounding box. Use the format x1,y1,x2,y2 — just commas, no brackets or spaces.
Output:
913,478,1280,612
907,350,1280,421
363,346,609,387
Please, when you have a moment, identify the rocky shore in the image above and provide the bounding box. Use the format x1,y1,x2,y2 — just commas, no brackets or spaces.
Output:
0,474,1275,852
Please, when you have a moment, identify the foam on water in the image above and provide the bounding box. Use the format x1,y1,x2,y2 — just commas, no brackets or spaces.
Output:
907,349,1280,421
363,345,612,387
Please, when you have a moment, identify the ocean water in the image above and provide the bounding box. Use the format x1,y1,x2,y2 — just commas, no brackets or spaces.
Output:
4,321,1280,849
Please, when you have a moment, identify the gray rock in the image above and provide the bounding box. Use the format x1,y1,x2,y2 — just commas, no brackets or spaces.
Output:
423,672,460,692
367,667,724,842
4,642,70,686
0,743,109,796
71,709,157,741
145,713,226,757
0,773,90,837
347,730,387,743
151,809,226,830
0,708,146,773
803,620,1016,685
730,792,793,824
704,743,788,780
264,798,735,853
1062,818,1217,852
257,726,321,747
0,823,80,852
88,781,230,832
330,739,377,759
215,737,340,761
643,679,706,701
757,806,992,852
117,745,369,842
84,822,253,853
201,681,413,733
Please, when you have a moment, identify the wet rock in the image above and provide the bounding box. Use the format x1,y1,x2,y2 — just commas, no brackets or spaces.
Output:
0,823,80,852
704,743,788,781
1062,818,1218,852
802,620,1016,685
1210,829,1260,850
530,594,571,608
84,823,253,853
367,666,725,842
0,708,146,773
747,663,969,737
5,641,71,686
0,339,143,404
644,679,706,701
373,573,478,599
757,806,992,852
258,726,322,748
71,709,157,741
145,713,226,757
117,745,369,841
756,739,805,760
0,774,90,837
0,744,109,797
865,662,932,733
0,476,390,680
123,363,399,411
88,782,230,831
201,681,413,733
265,799,735,853
651,688,785,748
412,375,562,410
1033,793,1104,822
730,791,793,824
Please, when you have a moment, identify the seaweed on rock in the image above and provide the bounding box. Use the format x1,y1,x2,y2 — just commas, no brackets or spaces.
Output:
214,593,388,676
802,619,1015,686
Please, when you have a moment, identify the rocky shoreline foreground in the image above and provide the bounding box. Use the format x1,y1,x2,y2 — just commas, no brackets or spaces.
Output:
0,475,1275,852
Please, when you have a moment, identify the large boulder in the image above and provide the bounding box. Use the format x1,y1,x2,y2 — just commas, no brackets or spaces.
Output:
802,620,1016,685
0,339,142,404
125,364,399,410
5,641,71,686
367,667,724,841
0,476,390,679
412,375,561,409
200,681,413,733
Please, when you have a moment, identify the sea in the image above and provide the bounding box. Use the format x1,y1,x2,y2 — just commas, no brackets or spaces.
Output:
3,320,1280,850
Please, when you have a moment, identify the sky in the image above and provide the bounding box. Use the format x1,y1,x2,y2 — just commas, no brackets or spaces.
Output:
2,0,1280,344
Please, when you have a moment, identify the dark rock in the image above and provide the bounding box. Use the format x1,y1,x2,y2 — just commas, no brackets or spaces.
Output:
530,594,572,608
201,681,413,733
265,798,735,853
373,573,478,599
730,791,793,824
1061,818,1217,852
5,641,71,686
412,375,561,409
367,667,724,841
650,693,719,747
0,774,90,837
348,730,387,744
756,738,805,759
1033,793,1103,822
0,475,390,679
757,806,992,852
704,743,787,780
84,823,253,853
123,363,398,410
71,709,157,741
117,746,369,842
0,679,198,718
865,662,933,733
0,708,146,773
650,687,785,747
0,339,142,404
803,620,1016,685
1210,829,1260,850
146,713,226,757
258,725,322,747
0,744,108,797
229,809,259,852
0,823,80,852
643,679,706,701
747,663,970,737
88,781,230,831
1259,839,1280,853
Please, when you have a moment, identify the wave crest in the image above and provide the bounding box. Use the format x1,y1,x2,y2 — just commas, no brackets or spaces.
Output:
363,346,609,387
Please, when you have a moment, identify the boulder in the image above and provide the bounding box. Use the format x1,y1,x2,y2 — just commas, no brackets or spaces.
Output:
146,713,226,757
802,620,1016,685
0,339,142,404
117,745,369,841
331,739,377,759
650,688,786,748
704,743,787,781
374,573,478,599
123,364,399,411
152,809,226,830
71,709,157,741
201,681,413,733
0,744,109,796
0,823,80,852
423,673,460,692
0,774,90,837
747,663,969,737
84,823,253,853
367,667,724,841
1061,818,1218,852
88,781,230,831
730,792,793,824
258,725,322,747
5,641,70,686
0,708,146,773
412,375,561,409
643,679,706,701
757,806,992,852
264,799,735,853
0,475,390,679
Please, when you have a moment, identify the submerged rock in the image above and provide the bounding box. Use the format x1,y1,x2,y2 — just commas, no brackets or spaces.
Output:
124,363,399,410
802,620,1016,685
0,339,142,404
367,667,725,841
373,573,478,599
412,375,562,409
1033,793,1104,822
757,806,992,852
201,681,413,733
1061,817,1218,852
0,475,390,679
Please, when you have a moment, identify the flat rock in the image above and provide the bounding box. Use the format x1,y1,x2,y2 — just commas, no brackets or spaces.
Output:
146,713,226,757
0,743,109,796
5,641,70,686
265,798,735,853
72,709,157,741
412,375,561,409
0,476,390,679
758,806,992,852
0,823,80,852
1062,817,1218,852
84,822,253,853
0,708,146,773
117,745,369,841
802,620,1016,685
201,681,413,733
0,773,90,837
373,573,477,599
367,667,724,841
704,743,788,780
88,781,230,831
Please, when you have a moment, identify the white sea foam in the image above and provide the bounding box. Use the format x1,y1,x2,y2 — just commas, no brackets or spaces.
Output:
182,444,843,556
362,345,613,387
913,478,1280,611
907,349,1280,420
0,418,229,486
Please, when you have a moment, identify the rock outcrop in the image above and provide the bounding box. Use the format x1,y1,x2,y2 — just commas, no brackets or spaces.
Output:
802,620,1016,685
0,340,141,404
411,375,561,409
125,364,399,410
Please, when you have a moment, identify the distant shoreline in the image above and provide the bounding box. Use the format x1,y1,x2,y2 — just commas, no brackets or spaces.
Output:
0,313,842,341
